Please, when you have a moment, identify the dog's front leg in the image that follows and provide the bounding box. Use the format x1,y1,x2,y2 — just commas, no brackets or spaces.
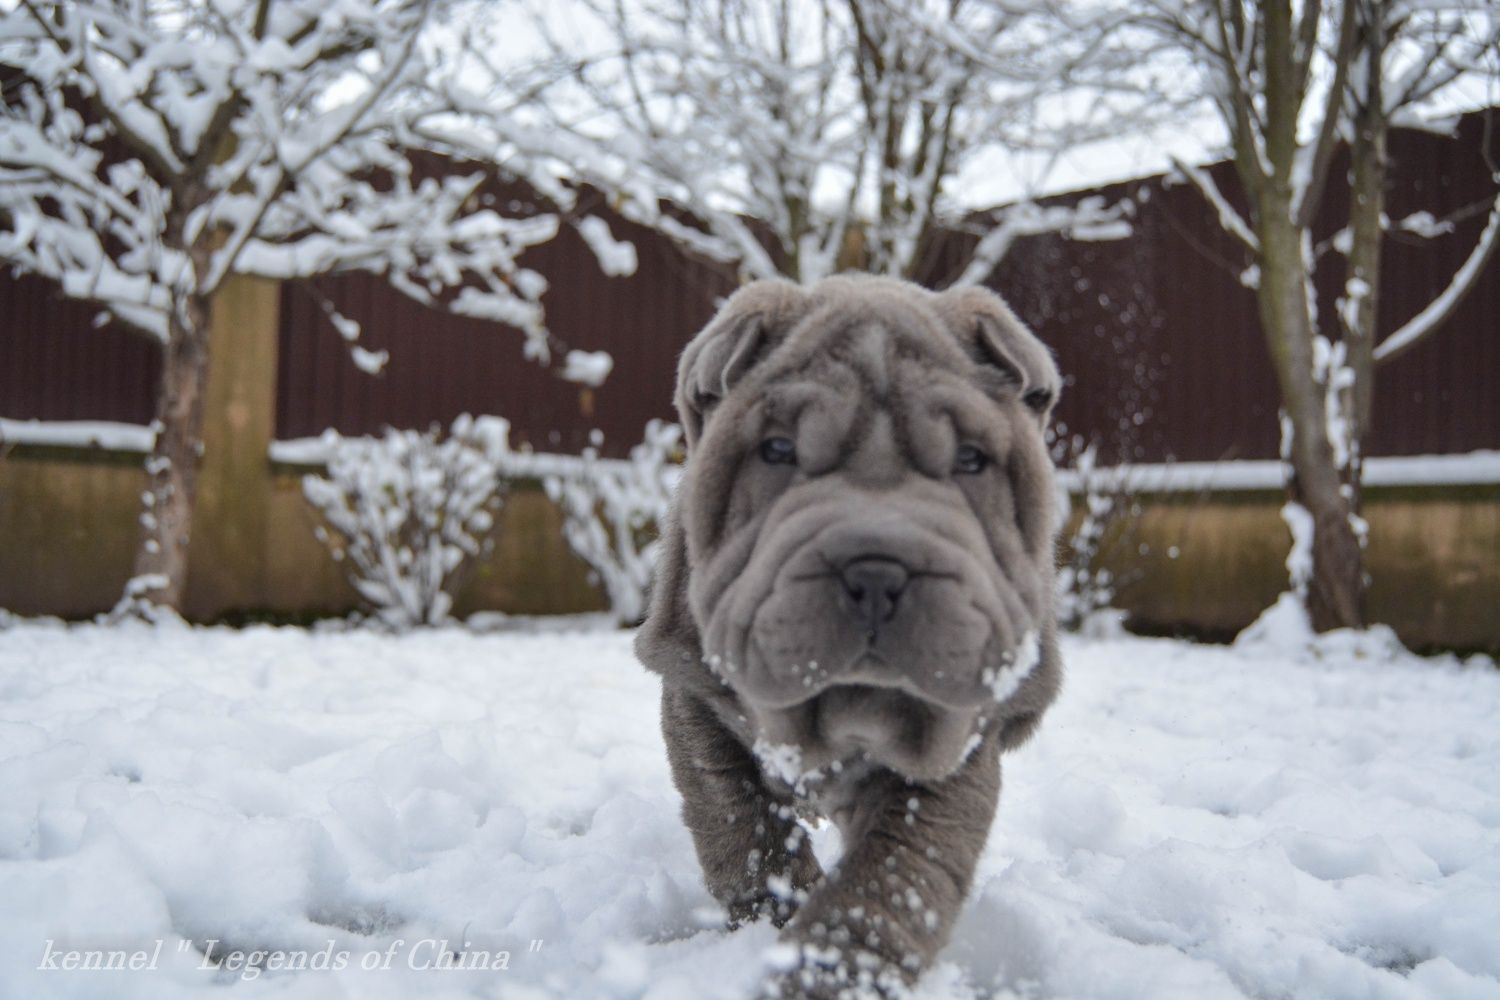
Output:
661,689,824,927
768,737,1001,998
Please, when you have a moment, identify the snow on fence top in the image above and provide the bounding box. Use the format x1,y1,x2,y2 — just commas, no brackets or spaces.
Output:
5,421,1497,491
0,418,155,453
1052,453,1500,493
267,435,632,481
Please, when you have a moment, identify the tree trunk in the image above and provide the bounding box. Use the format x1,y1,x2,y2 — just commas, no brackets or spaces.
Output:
1342,9,1388,515
124,294,213,616
1341,107,1384,523
1256,206,1366,632
1294,466,1366,633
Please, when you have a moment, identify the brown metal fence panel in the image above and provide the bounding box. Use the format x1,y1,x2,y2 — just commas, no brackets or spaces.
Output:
274,193,736,458
972,110,1500,464
0,272,159,426
3,111,1497,465
1362,112,1500,458
973,170,1283,466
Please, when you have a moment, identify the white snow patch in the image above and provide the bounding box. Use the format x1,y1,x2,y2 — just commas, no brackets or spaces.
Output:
983,630,1042,703
561,349,615,387
0,623,1496,999
1068,219,1133,242
574,216,638,277
330,312,362,343
1234,592,1315,653
1394,211,1454,239
268,436,334,466
752,738,807,788
1281,501,1315,598
350,346,389,375
0,418,154,452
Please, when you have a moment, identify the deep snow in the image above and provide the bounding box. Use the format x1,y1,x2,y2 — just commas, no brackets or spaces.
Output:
0,618,1496,999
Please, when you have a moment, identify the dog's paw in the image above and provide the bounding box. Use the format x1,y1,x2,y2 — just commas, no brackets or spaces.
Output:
726,860,821,929
727,892,800,930
760,942,913,1000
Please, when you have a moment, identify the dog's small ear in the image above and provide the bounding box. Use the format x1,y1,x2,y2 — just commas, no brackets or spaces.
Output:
676,280,807,448
936,287,1061,422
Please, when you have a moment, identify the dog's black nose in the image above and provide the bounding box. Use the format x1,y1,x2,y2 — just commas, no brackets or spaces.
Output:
839,557,910,635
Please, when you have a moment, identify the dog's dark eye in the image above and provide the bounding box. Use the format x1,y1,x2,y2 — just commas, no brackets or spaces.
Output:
759,436,797,465
953,444,989,475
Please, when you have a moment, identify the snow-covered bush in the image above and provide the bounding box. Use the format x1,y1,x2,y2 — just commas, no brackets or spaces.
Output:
543,421,682,625
1054,440,1143,632
303,416,511,629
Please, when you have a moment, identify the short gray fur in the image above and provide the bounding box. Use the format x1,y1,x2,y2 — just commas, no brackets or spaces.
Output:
636,274,1064,998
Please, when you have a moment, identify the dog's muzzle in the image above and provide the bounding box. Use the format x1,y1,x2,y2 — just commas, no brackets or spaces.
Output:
729,547,1038,784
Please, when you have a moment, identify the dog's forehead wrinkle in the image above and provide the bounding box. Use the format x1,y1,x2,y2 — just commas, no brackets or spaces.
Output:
785,298,964,389
797,321,894,405
754,369,901,473
762,367,856,421
756,333,989,474
844,321,895,397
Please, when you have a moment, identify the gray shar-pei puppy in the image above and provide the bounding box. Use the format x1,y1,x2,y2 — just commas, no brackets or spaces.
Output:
636,274,1062,997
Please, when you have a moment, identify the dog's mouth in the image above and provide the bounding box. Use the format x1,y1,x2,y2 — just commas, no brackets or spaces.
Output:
750,681,982,784
734,624,1013,712
813,683,931,751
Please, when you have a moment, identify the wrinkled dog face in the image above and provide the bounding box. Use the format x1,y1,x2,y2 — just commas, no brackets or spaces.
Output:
677,277,1060,784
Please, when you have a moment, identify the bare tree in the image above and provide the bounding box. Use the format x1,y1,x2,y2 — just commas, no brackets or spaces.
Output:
1056,0,1500,632
478,0,1123,285
0,0,634,616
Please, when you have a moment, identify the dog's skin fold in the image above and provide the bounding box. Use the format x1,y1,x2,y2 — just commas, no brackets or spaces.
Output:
636,274,1063,998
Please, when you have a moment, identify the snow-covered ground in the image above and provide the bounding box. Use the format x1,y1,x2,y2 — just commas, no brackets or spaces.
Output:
0,617,1496,1000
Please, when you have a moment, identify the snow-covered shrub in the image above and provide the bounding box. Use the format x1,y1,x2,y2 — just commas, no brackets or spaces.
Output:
303,415,511,629
1054,440,1143,632
543,421,682,625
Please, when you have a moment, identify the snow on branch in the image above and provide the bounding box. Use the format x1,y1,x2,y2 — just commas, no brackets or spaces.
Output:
472,0,1083,283
953,195,1133,289
0,0,633,362
1374,189,1500,363
1379,4,1500,123
1169,155,1259,253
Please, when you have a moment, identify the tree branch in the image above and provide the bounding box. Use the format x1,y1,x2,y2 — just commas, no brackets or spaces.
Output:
1171,154,1260,253
1294,0,1359,228
1374,190,1500,364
